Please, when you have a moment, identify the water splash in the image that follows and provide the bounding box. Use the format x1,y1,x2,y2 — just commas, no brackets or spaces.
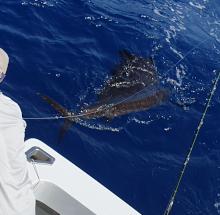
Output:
22,0,57,7
214,194,220,214
75,118,123,132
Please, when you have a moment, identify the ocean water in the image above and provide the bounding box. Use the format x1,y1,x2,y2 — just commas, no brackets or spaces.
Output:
1,0,220,214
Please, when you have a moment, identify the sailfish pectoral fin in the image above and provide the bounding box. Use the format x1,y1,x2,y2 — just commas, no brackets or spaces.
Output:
103,116,113,123
170,101,190,108
38,93,74,144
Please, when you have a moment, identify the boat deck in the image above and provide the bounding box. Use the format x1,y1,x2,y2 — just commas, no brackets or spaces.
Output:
25,138,141,215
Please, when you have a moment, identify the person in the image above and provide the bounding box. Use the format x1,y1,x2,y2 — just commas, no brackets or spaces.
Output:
0,48,36,215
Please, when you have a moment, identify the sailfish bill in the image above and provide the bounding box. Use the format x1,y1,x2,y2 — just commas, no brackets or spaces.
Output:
39,50,171,144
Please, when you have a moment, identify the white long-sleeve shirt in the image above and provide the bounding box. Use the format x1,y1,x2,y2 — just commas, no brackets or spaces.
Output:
0,92,35,215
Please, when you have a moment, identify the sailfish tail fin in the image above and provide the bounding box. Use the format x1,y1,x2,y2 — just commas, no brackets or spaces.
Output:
38,93,74,144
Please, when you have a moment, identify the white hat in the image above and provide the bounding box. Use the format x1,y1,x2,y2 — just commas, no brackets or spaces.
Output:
0,48,9,75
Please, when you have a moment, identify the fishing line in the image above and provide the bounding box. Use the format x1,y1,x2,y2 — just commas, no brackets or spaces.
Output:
23,37,210,120
23,82,158,120
164,69,220,215
165,37,210,74
23,116,62,120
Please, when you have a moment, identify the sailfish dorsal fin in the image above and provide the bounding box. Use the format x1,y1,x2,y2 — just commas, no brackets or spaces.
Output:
98,50,158,103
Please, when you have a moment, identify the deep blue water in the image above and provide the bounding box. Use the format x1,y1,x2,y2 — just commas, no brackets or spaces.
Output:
1,0,220,214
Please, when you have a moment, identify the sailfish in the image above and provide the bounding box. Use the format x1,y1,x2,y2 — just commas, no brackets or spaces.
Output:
39,50,172,144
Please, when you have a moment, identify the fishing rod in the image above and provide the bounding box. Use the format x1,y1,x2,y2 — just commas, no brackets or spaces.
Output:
164,69,220,215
